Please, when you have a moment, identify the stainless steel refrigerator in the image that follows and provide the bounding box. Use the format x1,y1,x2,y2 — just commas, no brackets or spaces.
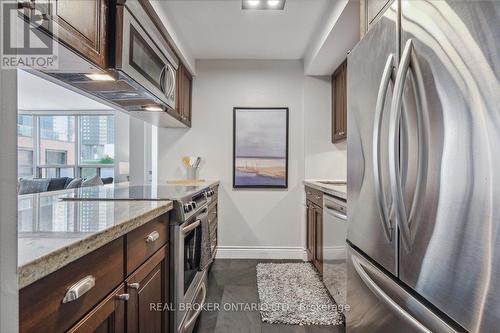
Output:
346,1,500,332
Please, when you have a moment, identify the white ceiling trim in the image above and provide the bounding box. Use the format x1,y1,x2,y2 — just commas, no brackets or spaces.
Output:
150,0,197,75
304,0,360,75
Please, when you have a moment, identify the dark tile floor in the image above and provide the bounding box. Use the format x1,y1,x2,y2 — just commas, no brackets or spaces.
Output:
194,259,345,333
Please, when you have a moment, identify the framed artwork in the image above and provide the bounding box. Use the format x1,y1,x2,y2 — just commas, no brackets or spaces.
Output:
233,107,289,188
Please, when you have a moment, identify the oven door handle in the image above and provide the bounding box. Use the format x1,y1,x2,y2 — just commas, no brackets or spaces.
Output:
183,282,207,332
182,220,200,234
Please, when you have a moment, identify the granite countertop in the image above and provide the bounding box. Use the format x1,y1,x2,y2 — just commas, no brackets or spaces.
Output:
18,190,173,289
304,180,347,200
59,181,220,201
165,180,220,188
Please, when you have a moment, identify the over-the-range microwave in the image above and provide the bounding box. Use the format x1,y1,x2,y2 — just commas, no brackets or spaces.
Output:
42,0,180,122
113,1,178,111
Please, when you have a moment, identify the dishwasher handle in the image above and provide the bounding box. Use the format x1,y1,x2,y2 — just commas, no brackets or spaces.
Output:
324,204,347,221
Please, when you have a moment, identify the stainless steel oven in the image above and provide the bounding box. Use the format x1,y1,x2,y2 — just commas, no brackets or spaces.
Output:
115,1,177,110
172,205,208,333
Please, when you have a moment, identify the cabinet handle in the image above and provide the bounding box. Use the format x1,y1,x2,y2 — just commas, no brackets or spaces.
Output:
145,231,160,243
116,294,130,301
315,196,322,200
128,283,140,290
62,275,95,303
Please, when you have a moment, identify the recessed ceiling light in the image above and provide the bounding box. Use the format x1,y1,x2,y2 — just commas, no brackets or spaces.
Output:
242,0,285,10
267,0,280,7
85,73,115,81
143,105,163,112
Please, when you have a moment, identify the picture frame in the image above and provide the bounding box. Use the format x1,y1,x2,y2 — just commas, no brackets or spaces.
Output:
233,107,289,189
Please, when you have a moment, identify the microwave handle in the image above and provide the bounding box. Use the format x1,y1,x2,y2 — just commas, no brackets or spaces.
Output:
166,64,176,98
159,65,167,93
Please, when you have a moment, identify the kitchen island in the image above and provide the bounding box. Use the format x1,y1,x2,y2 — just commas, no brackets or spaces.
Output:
18,188,173,333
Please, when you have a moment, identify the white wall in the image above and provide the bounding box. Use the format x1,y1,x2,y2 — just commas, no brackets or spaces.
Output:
158,60,306,258
304,76,347,180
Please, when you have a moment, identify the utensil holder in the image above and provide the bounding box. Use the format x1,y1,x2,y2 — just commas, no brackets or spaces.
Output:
186,167,198,180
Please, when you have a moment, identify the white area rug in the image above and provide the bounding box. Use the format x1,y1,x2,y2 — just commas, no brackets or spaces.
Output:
256,262,343,326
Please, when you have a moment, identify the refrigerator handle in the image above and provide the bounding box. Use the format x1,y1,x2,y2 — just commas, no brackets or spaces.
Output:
372,54,395,243
389,39,429,252
351,253,433,333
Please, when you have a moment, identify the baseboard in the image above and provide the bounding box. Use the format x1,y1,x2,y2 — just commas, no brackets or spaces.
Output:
215,246,308,260
324,246,347,260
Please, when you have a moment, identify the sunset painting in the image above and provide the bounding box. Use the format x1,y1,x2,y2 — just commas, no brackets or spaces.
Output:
233,107,288,188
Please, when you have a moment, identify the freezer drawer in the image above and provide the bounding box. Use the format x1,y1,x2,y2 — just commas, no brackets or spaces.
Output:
346,245,463,333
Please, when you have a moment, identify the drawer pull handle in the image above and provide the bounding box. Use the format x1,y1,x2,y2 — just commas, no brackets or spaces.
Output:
116,293,130,301
315,196,321,200
128,283,140,290
62,275,95,303
145,231,160,243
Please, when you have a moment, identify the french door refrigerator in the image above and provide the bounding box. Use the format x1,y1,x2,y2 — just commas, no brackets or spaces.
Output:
346,1,500,332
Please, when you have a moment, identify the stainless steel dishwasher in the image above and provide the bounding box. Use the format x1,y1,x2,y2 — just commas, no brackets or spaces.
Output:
322,194,347,304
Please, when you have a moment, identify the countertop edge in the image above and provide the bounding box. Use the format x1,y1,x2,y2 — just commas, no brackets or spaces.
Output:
18,201,173,289
303,180,347,200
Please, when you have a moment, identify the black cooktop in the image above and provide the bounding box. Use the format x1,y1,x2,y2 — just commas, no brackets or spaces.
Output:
61,184,209,202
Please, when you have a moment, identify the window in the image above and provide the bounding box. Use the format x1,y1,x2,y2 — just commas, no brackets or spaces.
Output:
17,115,34,178
45,150,68,165
18,149,34,178
18,115,33,137
16,114,115,179
79,115,115,165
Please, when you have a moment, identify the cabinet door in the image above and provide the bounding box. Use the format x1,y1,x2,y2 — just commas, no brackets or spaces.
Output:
126,246,169,333
176,64,192,125
332,60,347,143
26,0,108,69
67,284,127,333
314,205,323,275
306,201,315,261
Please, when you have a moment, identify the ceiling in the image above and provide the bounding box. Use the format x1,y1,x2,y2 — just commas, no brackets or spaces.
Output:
155,0,332,60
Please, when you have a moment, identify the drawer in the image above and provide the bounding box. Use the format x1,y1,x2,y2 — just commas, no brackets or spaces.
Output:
126,213,169,275
19,238,124,333
306,186,323,207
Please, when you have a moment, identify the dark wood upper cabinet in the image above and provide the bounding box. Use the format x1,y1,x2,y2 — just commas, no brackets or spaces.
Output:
25,0,109,69
176,63,193,126
332,60,347,143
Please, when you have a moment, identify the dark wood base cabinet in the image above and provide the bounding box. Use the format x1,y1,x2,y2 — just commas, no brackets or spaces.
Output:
67,284,126,333
306,186,323,275
20,214,170,333
126,246,169,333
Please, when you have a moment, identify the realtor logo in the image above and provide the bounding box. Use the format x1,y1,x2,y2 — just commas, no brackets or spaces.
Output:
1,1,58,69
